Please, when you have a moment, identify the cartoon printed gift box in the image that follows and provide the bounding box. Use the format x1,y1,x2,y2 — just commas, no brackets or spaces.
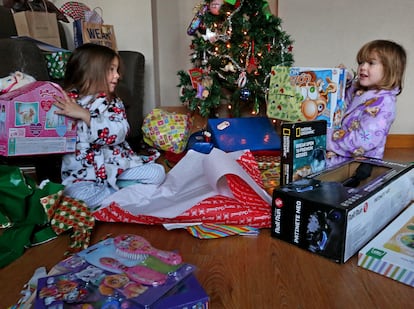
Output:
267,66,347,128
0,81,76,156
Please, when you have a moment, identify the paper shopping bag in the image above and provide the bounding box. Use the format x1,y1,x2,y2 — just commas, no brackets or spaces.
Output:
74,20,117,50
13,10,61,47
82,21,117,50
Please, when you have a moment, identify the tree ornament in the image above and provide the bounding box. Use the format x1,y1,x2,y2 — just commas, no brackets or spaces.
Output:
201,50,208,65
246,41,258,74
237,71,247,88
198,22,207,35
253,97,260,114
209,0,224,15
262,1,272,20
240,87,251,101
196,84,210,100
202,28,218,43
202,76,214,88
222,62,236,72
187,4,208,35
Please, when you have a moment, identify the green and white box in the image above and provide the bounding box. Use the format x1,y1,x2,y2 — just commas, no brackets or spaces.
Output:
358,203,414,287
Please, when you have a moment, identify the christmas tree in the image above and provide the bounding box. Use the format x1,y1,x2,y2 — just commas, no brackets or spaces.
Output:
177,0,294,118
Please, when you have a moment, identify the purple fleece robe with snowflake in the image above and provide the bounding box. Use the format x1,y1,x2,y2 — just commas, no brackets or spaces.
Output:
326,82,399,167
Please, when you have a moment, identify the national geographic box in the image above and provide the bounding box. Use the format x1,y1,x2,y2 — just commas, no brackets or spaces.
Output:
271,158,414,263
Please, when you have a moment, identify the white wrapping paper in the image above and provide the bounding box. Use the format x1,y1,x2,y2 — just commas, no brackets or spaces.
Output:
98,148,271,218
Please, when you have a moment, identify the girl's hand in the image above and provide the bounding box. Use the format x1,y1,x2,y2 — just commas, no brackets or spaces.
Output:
337,63,354,82
54,92,91,126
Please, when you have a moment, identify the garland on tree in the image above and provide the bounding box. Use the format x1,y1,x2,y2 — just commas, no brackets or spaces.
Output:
177,0,294,117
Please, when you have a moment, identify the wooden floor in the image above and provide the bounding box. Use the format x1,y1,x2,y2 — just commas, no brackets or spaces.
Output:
1,148,413,308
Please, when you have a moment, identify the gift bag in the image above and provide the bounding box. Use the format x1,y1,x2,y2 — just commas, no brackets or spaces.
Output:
84,7,104,24
81,22,117,50
44,50,72,79
142,108,193,154
13,7,61,47
73,7,117,50
267,66,303,122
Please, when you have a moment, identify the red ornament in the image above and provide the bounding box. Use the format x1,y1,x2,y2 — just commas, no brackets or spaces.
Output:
246,41,258,74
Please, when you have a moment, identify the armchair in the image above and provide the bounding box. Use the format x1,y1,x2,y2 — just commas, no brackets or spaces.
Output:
0,6,145,182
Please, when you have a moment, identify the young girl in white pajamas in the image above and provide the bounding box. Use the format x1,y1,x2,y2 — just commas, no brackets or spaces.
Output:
54,44,165,208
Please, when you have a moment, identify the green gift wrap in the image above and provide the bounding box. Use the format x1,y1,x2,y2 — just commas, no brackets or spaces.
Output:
0,165,64,267
44,51,72,79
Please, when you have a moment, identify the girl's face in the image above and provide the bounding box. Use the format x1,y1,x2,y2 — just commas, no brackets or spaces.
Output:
357,52,384,89
107,57,120,93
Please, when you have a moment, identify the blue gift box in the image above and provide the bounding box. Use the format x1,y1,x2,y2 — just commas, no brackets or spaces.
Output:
207,117,281,152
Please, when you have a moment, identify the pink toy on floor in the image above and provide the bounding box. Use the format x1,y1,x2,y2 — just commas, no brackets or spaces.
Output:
113,234,182,265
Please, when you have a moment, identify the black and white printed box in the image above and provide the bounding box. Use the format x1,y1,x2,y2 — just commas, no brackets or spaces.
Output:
271,158,414,263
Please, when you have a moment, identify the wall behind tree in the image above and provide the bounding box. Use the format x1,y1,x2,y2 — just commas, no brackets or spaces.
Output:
52,0,413,134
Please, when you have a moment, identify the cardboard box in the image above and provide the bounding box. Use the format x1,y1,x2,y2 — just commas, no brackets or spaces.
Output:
0,81,76,156
267,67,347,128
280,120,327,186
271,158,414,263
207,117,281,152
358,203,414,287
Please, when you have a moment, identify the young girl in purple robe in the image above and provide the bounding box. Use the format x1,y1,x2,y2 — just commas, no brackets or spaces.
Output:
327,39,407,167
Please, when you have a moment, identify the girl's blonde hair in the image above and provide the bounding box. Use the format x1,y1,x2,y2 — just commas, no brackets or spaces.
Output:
63,43,122,97
356,40,406,94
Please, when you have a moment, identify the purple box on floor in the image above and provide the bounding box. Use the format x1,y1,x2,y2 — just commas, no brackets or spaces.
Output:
152,274,209,308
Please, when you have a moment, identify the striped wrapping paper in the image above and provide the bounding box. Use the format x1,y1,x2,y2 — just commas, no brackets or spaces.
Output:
186,223,259,239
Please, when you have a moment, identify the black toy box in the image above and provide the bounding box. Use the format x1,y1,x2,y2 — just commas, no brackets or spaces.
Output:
280,120,327,186
271,158,414,263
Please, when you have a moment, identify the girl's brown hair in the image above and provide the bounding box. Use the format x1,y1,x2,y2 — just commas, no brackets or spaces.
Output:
63,43,122,96
356,40,406,94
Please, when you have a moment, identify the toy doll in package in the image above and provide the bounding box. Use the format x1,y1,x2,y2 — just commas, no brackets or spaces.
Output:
34,235,196,308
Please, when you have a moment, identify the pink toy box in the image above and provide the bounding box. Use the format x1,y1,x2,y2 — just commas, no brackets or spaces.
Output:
0,81,76,156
